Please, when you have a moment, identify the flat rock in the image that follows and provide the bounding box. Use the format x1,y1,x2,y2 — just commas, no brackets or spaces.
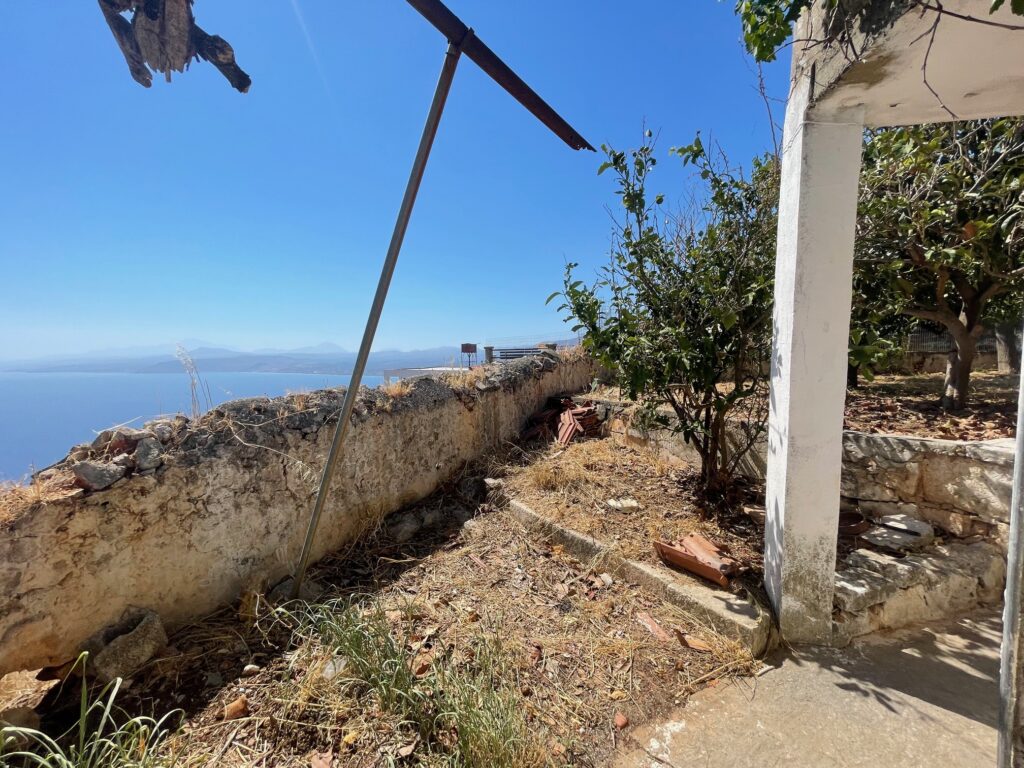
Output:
81,608,168,683
71,460,126,492
134,437,164,470
862,514,934,552
607,498,641,510
843,548,922,588
834,567,900,612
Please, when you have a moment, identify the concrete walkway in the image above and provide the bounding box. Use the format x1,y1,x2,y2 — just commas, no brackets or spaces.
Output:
615,610,1000,767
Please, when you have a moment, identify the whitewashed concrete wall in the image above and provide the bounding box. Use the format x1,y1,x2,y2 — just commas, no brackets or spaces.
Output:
0,355,593,677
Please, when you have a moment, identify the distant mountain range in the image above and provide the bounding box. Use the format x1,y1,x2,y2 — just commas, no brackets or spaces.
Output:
0,343,464,375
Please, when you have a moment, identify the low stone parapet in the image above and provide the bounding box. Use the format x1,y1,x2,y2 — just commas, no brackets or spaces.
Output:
0,354,593,677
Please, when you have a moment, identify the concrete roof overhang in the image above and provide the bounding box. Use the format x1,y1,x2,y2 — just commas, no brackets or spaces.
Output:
795,1,1024,127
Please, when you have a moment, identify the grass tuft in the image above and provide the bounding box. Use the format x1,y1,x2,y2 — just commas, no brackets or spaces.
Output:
285,597,549,767
378,379,414,411
443,368,488,393
0,656,180,768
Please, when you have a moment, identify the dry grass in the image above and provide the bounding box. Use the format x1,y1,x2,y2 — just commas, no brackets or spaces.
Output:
442,367,488,392
377,378,413,408
500,437,763,570
286,390,312,411
0,473,80,527
558,345,588,364
72,488,754,767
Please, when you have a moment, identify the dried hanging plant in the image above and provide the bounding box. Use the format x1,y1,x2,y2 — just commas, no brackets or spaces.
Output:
97,0,251,92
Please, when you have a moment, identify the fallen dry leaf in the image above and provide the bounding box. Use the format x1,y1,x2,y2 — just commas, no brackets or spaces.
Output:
410,654,432,677
342,731,360,747
310,751,333,768
529,643,543,665
636,612,672,642
222,695,248,721
675,630,712,652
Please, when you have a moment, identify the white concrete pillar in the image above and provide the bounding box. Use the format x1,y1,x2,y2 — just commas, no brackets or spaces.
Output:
765,75,864,644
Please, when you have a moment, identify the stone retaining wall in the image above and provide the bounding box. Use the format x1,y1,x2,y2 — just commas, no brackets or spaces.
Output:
0,354,593,677
840,432,1012,544
615,415,1014,546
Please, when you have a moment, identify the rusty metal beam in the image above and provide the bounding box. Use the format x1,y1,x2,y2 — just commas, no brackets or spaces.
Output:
291,3,593,598
404,0,595,152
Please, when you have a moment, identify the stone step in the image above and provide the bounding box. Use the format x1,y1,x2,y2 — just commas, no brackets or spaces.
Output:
861,514,935,553
833,540,1006,646
834,567,900,612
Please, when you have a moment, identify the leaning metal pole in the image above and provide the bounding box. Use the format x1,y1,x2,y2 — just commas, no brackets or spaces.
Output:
290,40,464,598
1000,328,1024,766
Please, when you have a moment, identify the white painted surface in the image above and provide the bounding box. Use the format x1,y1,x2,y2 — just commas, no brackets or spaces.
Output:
807,1,1024,126
765,74,864,644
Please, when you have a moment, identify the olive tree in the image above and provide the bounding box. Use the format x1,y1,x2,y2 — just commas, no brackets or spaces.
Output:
552,134,778,494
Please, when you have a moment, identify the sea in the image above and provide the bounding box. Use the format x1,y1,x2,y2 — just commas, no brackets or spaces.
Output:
0,372,383,482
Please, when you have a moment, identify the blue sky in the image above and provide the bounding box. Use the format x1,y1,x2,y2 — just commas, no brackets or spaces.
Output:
0,1,787,359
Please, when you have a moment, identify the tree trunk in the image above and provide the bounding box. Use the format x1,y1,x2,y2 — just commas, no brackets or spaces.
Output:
847,363,860,389
996,322,1021,374
941,338,976,411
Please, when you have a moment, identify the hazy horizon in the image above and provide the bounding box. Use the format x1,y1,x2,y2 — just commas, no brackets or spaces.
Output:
0,332,578,364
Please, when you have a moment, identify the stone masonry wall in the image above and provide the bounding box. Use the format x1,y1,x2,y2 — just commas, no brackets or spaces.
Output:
840,431,1013,544
0,354,593,677
616,416,1014,546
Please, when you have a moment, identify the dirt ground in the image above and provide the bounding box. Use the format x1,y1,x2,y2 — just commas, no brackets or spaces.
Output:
844,370,1017,440
594,370,1017,441
3,484,753,767
497,439,764,580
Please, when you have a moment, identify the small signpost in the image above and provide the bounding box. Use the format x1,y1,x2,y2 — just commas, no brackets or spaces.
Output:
291,0,594,596
460,343,478,369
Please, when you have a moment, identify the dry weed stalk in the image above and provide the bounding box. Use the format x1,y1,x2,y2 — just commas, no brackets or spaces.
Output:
443,367,488,392
378,378,413,411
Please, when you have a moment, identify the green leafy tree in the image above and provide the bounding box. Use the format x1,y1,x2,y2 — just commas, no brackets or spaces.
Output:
552,134,778,494
848,265,915,387
855,118,1024,409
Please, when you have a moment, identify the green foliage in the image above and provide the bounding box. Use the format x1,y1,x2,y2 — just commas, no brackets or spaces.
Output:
553,133,777,492
0,656,180,768
855,117,1024,406
992,0,1024,15
735,0,814,62
848,266,913,381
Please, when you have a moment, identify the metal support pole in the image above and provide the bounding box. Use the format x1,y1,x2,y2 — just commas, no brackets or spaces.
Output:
999,322,1024,766
290,39,464,598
